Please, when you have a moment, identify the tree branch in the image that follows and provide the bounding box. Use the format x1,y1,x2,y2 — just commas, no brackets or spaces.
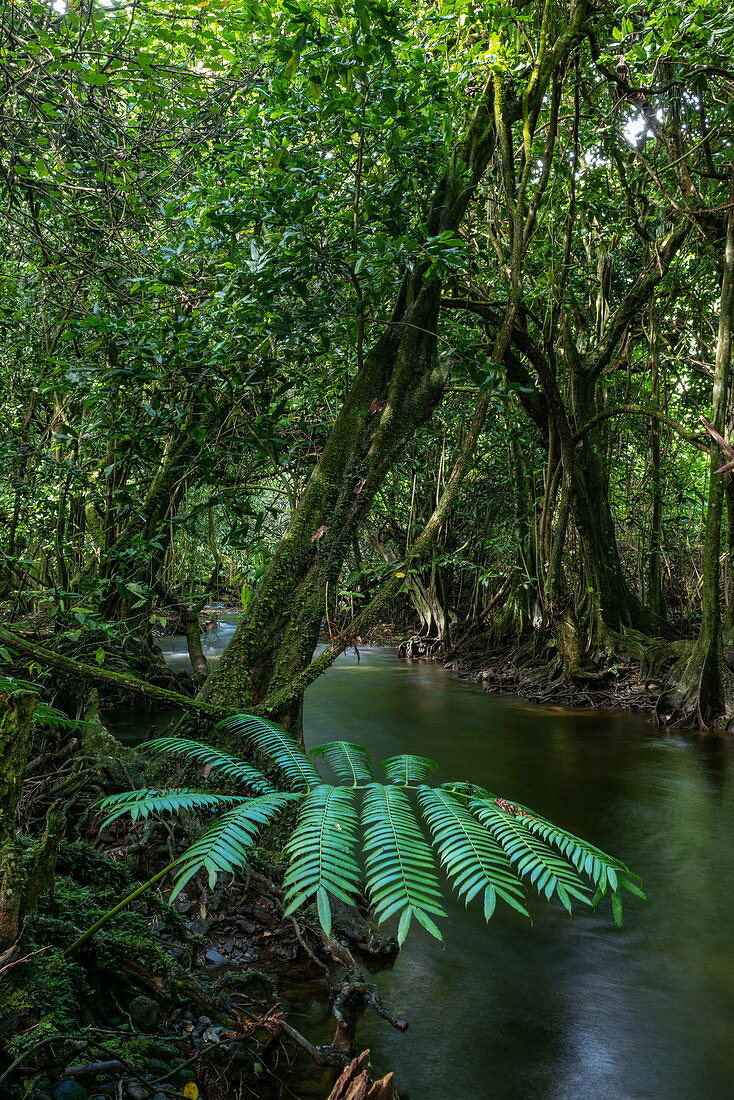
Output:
0,627,229,719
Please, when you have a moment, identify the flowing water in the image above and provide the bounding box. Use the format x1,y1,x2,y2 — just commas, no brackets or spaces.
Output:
116,626,734,1099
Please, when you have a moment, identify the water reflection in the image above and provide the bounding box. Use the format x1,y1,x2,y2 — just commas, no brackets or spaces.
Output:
304,649,734,1100
111,637,734,1099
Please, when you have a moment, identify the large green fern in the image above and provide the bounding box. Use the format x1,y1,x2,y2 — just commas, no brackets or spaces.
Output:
97,715,644,945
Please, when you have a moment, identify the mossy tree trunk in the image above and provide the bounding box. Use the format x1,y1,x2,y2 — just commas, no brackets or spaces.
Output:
199,275,451,728
567,368,664,640
665,179,734,728
647,304,666,619
445,222,685,659
198,6,591,728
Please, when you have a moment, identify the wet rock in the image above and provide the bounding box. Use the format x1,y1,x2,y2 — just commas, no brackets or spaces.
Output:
225,1041,254,1070
202,947,228,968
144,1041,180,1062
124,1083,151,1100
128,995,161,1032
53,1083,88,1100
187,917,212,935
143,1059,171,1078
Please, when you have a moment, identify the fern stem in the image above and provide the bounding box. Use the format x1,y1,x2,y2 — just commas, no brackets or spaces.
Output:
63,859,180,957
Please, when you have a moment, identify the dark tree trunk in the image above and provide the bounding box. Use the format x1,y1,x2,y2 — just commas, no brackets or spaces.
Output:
0,693,64,962
664,178,734,728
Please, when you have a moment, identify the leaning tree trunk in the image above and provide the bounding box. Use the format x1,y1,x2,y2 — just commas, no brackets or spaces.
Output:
199,107,502,727
647,303,666,619
198,278,449,730
663,182,734,729
197,6,591,731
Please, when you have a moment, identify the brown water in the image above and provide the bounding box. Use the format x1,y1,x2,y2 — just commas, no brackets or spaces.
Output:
118,631,734,1099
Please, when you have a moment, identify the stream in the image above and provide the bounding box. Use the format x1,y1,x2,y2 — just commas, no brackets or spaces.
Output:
115,621,734,1099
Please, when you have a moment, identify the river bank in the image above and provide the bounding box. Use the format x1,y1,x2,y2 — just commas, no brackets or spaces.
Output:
444,650,660,718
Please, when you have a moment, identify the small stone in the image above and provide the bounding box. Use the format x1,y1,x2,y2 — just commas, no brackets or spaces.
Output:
202,947,227,968
187,918,212,935
144,1041,179,1062
53,1083,88,1100
128,994,161,1033
124,1083,151,1100
143,1060,170,1078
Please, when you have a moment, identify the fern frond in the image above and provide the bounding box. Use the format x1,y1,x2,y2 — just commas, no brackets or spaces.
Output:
517,810,646,923
169,792,297,899
144,737,275,794
418,787,529,920
217,713,321,790
516,811,626,894
381,754,438,786
470,798,591,913
282,785,361,933
310,741,374,785
362,784,446,944
98,789,242,826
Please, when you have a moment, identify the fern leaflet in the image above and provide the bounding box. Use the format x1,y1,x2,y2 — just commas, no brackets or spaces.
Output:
217,713,321,790
145,737,275,794
169,792,296,899
418,787,529,920
362,784,446,944
382,754,438,786
470,798,591,912
98,789,242,826
310,741,374,785
283,785,361,933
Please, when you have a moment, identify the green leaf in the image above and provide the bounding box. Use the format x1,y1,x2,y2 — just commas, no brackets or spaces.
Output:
80,69,109,86
311,741,374,784
362,784,446,944
317,886,333,935
470,798,591,912
511,805,629,894
419,787,529,919
612,890,624,927
217,714,321,791
144,737,275,794
381,754,438,785
283,785,361,924
169,793,296,899
97,789,242,827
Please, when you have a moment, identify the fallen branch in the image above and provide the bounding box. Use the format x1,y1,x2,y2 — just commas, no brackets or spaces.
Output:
0,626,229,720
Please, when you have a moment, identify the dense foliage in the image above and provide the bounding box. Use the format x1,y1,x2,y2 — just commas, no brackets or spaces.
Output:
1,0,734,730
4,1,731,1093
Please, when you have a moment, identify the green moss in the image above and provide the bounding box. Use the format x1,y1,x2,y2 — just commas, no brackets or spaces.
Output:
54,841,135,891
2,949,87,1057
0,865,192,1063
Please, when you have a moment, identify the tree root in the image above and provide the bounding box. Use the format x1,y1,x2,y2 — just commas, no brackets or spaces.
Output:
327,1048,400,1100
